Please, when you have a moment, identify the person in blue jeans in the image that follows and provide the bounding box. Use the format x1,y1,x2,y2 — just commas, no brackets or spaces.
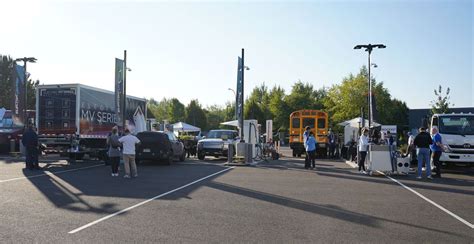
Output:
430,127,443,178
305,132,317,170
413,127,433,179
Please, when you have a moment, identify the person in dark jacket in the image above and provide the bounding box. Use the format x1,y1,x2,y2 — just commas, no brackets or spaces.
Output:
107,126,121,176
414,127,433,179
22,124,40,170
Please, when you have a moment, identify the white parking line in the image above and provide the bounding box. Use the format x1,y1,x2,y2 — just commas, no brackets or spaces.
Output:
0,164,103,184
382,172,474,229
68,166,235,234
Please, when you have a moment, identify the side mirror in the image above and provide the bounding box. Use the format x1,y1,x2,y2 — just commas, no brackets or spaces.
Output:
202,136,206,139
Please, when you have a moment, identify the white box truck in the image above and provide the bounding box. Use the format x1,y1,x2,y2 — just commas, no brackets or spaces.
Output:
431,113,474,166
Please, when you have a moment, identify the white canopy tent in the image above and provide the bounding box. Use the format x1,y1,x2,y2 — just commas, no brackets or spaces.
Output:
220,120,239,127
172,122,201,132
338,117,380,144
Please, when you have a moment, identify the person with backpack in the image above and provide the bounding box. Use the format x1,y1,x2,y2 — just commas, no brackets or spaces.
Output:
305,132,317,170
303,126,311,168
414,127,433,179
107,126,121,176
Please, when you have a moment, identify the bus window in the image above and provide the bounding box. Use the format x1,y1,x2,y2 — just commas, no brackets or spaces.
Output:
303,118,315,128
317,118,326,128
292,118,300,129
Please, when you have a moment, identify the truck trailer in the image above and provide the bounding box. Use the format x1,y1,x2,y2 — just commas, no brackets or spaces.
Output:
35,84,147,161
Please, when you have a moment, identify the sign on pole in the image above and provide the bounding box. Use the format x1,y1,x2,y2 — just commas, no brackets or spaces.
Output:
114,58,124,125
266,120,273,143
12,64,25,122
236,56,243,128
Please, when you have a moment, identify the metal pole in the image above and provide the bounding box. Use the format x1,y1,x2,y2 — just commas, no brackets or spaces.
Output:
122,50,127,131
23,59,28,125
240,48,245,142
368,50,371,130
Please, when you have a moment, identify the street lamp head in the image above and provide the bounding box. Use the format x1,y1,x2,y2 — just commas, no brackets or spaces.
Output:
371,63,378,68
15,57,37,63
374,44,386,49
353,45,364,50
244,66,250,71
126,67,132,72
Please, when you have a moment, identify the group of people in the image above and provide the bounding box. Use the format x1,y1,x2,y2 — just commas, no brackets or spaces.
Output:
411,126,444,179
356,126,444,178
107,127,141,178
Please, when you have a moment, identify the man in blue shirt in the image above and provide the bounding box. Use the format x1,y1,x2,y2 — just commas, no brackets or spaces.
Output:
305,132,317,170
430,127,443,178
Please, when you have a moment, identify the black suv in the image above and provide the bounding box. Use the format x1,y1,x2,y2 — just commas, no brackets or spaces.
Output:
136,131,185,164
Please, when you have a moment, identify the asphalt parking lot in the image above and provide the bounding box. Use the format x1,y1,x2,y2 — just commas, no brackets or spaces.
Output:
0,149,473,243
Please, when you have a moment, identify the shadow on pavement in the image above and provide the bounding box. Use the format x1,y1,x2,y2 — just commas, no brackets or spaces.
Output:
258,157,474,196
205,181,470,238
20,159,230,215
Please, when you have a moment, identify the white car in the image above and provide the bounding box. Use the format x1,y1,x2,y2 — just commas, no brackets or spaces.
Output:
197,130,239,160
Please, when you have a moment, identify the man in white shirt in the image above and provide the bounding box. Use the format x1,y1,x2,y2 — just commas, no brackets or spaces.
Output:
118,129,141,178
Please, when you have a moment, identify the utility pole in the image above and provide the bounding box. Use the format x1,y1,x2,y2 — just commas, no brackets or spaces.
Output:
353,44,386,132
122,50,127,131
239,48,245,141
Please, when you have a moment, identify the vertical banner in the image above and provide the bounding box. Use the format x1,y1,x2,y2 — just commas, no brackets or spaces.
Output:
12,64,25,123
236,57,243,127
114,58,124,125
266,120,273,143
371,93,378,124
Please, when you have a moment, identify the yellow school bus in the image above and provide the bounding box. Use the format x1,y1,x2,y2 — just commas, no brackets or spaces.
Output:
289,110,328,157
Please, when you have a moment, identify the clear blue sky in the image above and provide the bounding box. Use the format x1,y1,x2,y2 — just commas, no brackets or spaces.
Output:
1,0,472,109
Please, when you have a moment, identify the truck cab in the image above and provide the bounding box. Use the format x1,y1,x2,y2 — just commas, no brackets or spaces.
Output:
431,113,474,165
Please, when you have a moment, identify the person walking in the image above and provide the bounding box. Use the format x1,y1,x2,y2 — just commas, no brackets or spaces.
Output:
303,126,311,168
328,129,336,159
358,128,369,174
414,127,433,179
107,126,121,177
22,124,40,170
118,129,141,178
430,127,443,178
305,132,317,169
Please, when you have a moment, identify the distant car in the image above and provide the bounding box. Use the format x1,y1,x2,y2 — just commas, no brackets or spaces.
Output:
135,131,185,164
197,129,239,160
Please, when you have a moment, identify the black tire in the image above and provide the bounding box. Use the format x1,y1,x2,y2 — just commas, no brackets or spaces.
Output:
179,152,185,162
292,151,296,157
198,153,205,160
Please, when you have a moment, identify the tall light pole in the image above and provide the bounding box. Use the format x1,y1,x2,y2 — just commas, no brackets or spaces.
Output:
14,57,37,126
121,50,132,131
353,44,386,131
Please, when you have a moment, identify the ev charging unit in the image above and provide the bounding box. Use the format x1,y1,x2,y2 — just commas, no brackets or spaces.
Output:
221,119,259,161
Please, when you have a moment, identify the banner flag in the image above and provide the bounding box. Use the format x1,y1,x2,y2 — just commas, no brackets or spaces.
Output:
115,58,124,125
236,57,243,127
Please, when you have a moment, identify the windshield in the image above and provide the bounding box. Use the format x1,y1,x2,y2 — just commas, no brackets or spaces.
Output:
207,130,237,140
438,116,474,135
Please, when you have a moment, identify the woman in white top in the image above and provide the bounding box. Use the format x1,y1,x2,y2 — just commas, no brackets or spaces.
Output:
358,128,369,173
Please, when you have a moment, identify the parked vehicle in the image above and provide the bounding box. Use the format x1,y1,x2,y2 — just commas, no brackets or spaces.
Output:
0,110,35,153
289,110,328,158
431,113,474,166
35,84,147,162
197,129,239,160
135,131,185,164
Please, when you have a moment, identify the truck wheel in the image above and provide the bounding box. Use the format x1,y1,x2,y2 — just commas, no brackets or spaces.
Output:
292,151,296,157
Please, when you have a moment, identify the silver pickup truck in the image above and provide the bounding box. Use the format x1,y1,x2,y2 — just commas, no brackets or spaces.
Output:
197,129,239,160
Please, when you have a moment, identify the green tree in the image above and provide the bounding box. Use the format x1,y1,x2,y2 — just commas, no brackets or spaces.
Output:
284,81,325,113
268,85,289,131
205,105,226,130
430,85,453,114
324,66,408,128
167,98,185,123
185,99,207,130
0,54,39,110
